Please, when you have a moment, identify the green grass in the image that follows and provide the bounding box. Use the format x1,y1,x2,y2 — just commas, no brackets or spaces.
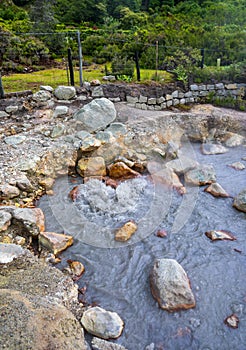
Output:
2,66,174,93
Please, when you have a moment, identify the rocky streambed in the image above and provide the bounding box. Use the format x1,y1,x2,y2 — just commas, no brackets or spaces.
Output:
0,87,246,350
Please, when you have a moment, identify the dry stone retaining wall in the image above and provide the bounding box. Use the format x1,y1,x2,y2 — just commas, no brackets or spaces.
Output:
0,82,245,116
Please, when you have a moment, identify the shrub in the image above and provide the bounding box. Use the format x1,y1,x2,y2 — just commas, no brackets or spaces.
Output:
111,55,135,78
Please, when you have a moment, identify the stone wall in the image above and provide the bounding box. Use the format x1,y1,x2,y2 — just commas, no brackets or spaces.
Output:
99,82,246,111
0,82,245,116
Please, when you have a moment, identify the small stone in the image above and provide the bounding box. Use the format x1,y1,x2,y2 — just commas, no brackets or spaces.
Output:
54,86,76,100
5,135,26,146
0,184,20,199
102,75,116,82
90,79,101,86
0,211,12,232
92,86,104,98
77,157,106,177
0,111,9,118
108,162,140,180
201,143,228,155
76,130,91,140
80,136,102,152
15,175,33,192
64,260,85,280
185,165,216,186
228,162,245,170
14,235,26,246
204,183,230,198
150,166,186,194
115,221,138,242
12,207,45,236
224,314,239,329
0,243,25,264
156,229,167,238
150,258,196,312
81,306,124,340
39,232,73,255
39,177,55,190
5,105,19,114
205,230,236,241
165,156,199,174
54,105,69,117
224,133,244,147
40,85,53,92
233,189,246,213
32,90,52,102
106,123,127,136
51,123,65,138
69,186,80,201
91,337,128,350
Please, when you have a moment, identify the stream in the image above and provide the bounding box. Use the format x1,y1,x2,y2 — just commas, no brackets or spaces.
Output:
38,143,246,350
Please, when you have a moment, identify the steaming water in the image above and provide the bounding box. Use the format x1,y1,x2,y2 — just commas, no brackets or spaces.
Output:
39,144,246,350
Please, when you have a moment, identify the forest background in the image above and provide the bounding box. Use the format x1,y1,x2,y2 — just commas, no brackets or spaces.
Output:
0,0,245,89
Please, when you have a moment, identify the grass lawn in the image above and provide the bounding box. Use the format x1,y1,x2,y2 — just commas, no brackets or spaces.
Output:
2,66,174,93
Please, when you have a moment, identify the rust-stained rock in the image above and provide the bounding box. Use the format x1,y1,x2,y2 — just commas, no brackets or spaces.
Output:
108,162,140,180
69,186,80,201
77,157,106,177
150,259,196,312
104,177,118,189
39,231,73,255
224,314,239,329
115,221,138,242
39,177,55,190
204,183,230,198
64,260,85,280
156,229,168,238
205,230,236,241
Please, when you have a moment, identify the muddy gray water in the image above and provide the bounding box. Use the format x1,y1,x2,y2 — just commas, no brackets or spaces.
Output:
39,144,246,350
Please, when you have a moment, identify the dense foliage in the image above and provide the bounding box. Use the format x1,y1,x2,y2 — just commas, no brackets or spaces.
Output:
0,0,245,82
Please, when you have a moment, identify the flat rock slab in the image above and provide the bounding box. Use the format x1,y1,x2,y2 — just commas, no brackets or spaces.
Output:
205,230,236,241
150,258,196,312
39,231,73,255
91,337,128,350
73,98,117,132
201,143,228,155
228,162,245,170
81,306,124,339
204,183,230,198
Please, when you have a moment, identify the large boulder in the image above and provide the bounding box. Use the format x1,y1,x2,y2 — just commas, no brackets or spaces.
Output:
233,188,246,213
150,258,196,312
73,98,117,132
0,289,86,350
0,245,87,350
81,306,124,339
